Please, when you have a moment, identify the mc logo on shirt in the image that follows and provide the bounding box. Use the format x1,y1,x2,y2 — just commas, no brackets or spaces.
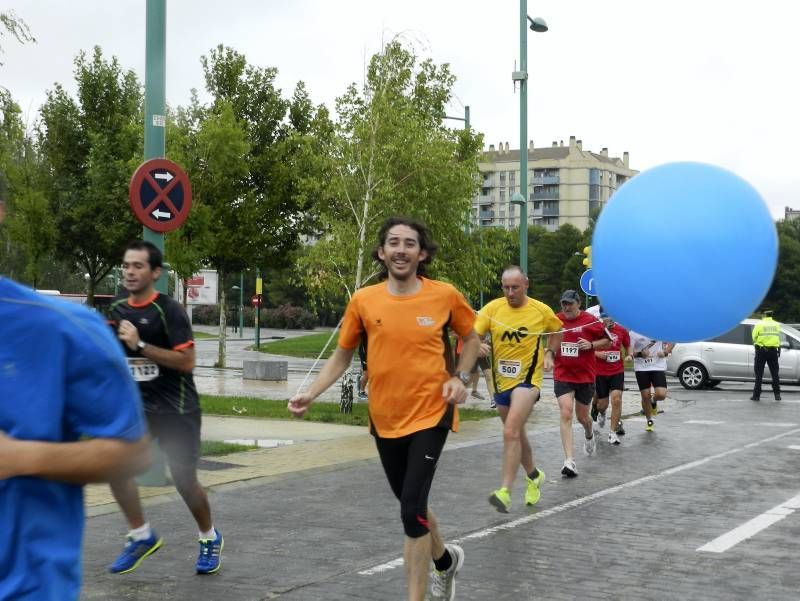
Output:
501,326,528,343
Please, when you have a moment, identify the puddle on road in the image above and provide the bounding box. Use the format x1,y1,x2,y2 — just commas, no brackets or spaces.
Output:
224,438,295,448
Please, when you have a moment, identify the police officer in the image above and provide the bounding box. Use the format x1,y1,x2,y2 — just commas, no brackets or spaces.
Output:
751,310,782,401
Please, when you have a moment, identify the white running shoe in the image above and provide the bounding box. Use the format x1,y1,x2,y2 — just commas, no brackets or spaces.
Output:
583,434,596,455
608,431,620,445
561,458,578,478
429,544,464,601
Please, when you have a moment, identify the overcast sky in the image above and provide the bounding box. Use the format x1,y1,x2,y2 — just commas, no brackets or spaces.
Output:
1,0,797,217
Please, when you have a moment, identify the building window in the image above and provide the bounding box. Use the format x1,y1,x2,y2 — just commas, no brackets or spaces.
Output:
500,189,506,201
589,168,600,201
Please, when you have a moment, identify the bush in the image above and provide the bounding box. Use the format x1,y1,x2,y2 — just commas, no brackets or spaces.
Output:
260,304,317,329
191,304,220,325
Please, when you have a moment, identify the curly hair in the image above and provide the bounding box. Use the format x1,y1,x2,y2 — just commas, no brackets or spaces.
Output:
372,216,438,278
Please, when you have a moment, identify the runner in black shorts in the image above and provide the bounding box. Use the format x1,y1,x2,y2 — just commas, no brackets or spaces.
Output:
289,217,479,600
629,330,674,432
552,290,610,477
592,309,631,445
107,240,224,576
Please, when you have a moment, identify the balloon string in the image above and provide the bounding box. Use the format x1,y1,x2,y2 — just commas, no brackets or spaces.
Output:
293,311,605,396
472,309,606,337
295,318,344,395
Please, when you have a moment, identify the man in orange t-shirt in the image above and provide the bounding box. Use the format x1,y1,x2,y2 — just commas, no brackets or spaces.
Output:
289,216,479,601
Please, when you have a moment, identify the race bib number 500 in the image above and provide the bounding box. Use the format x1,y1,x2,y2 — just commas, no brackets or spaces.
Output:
497,360,521,378
127,357,159,382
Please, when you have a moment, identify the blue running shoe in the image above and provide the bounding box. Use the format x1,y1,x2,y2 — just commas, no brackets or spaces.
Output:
196,530,224,574
108,532,163,574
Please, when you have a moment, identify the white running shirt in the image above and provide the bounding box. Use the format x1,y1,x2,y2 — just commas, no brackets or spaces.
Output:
629,331,668,372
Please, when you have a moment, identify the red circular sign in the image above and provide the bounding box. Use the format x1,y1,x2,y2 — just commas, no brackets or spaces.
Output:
251,295,263,307
129,158,192,233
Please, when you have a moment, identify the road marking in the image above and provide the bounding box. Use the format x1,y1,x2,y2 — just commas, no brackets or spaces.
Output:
697,492,800,553
358,426,800,576
685,420,725,425
787,445,800,450
755,422,797,427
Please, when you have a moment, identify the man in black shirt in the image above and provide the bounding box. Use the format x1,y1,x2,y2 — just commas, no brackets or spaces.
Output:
107,240,223,575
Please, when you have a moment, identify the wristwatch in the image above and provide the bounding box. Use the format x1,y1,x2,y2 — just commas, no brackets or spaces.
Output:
137,340,147,351
456,371,471,385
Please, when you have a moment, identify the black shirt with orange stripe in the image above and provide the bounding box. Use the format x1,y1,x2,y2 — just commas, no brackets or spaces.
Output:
109,292,199,415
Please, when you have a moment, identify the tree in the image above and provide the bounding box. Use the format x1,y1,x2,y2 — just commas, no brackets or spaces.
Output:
761,219,800,322
298,39,484,310
527,223,586,309
38,47,142,304
166,45,330,366
0,10,35,68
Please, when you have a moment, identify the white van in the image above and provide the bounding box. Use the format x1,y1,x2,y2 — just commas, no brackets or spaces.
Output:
667,319,800,390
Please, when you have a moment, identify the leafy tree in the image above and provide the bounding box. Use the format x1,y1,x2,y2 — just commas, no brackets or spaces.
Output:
38,47,142,304
761,219,800,322
298,40,484,310
0,10,35,68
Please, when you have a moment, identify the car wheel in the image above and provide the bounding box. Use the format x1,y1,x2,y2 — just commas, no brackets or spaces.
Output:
706,379,721,388
678,361,708,390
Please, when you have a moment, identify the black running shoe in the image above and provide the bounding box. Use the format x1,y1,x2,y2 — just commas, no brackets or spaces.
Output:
616,421,626,436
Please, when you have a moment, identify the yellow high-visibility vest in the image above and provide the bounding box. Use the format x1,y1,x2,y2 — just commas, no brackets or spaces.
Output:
752,317,781,348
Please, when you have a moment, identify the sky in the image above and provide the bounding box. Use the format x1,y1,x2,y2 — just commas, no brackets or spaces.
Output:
1,0,797,218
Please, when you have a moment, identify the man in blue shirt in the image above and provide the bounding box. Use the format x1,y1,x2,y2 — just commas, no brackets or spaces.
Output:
0,197,150,600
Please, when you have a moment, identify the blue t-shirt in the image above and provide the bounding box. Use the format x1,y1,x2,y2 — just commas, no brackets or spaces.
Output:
0,278,146,601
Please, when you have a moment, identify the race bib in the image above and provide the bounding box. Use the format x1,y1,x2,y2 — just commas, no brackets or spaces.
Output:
606,351,620,363
497,360,521,378
561,342,580,357
642,357,655,366
127,357,159,382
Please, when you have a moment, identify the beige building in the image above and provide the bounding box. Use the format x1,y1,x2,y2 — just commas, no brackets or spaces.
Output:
473,135,638,232
785,207,800,221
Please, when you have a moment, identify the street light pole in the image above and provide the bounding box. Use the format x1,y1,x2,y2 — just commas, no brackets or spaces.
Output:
511,1,547,277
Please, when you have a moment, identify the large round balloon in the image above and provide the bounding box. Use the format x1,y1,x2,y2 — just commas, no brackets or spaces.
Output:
592,162,777,342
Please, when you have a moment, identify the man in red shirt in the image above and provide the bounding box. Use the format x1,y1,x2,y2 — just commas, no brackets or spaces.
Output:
549,290,610,477
592,308,631,445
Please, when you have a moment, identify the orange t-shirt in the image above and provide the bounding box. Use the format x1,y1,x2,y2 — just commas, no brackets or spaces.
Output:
338,278,476,438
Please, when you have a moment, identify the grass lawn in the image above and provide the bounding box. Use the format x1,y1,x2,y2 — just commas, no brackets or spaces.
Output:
200,440,257,456
200,394,495,427
256,332,339,358
194,331,217,340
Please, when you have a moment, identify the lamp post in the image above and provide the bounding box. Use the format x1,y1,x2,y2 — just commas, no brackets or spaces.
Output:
511,2,548,276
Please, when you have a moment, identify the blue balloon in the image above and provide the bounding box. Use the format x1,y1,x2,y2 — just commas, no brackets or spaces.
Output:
592,162,777,342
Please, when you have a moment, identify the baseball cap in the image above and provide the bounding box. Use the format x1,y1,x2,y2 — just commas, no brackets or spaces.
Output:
560,289,581,304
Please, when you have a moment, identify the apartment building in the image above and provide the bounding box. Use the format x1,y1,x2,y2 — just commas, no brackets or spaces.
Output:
474,135,638,232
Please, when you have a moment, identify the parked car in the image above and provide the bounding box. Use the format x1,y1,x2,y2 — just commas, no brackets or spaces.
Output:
667,319,800,390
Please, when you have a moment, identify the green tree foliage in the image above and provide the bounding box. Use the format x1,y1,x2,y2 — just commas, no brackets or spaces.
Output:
0,10,35,68
165,46,329,365
298,40,484,309
38,47,142,304
761,219,800,322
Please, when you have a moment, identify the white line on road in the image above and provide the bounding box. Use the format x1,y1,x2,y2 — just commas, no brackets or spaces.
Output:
358,427,800,576
685,420,725,425
755,422,797,427
788,445,800,450
697,492,800,553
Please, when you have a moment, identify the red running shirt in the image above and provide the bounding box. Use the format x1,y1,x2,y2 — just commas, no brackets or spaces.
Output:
594,323,630,377
553,311,608,383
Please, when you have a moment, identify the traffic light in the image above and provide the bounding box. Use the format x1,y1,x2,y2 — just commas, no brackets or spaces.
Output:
582,245,592,268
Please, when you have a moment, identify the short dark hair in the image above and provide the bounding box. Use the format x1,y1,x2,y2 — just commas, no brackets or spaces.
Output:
125,240,163,270
372,216,438,277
